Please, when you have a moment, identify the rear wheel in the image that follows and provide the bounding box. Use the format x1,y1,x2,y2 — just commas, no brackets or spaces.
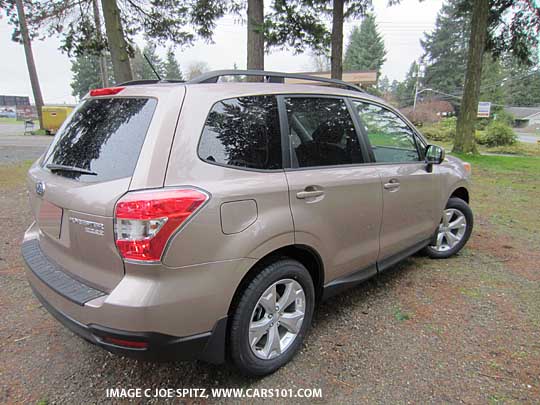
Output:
229,259,314,376
423,197,473,259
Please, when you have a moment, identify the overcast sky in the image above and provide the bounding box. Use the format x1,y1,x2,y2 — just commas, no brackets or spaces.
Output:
0,0,443,104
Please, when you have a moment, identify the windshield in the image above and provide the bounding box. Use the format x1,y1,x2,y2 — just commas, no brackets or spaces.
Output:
43,97,157,182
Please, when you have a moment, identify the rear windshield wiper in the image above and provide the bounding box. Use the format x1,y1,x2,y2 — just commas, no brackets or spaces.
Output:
46,163,97,176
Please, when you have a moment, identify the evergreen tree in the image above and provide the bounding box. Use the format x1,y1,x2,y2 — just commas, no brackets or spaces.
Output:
378,75,391,93
502,57,540,107
131,43,165,80
394,61,419,107
479,55,505,110
421,0,470,95
343,14,386,76
164,48,183,81
141,42,164,80
71,52,113,99
131,46,146,81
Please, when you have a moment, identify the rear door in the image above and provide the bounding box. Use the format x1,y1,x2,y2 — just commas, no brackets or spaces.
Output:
27,92,170,291
282,96,382,283
350,100,440,268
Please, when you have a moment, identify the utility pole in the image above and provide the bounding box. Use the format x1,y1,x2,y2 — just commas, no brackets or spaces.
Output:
412,61,424,111
92,0,109,87
15,0,44,129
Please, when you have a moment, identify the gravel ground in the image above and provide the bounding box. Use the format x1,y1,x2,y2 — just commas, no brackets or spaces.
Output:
0,160,539,404
0,126,52,164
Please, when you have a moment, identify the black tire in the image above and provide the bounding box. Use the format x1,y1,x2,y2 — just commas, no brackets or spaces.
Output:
423,197,473,259
229,258,315,376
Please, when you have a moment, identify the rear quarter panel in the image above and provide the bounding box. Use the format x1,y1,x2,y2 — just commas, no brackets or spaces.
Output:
162,86,294,269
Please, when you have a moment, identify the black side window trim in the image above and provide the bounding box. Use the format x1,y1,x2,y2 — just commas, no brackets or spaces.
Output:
348,98,426,164
278,94,371,169
196,95,285,173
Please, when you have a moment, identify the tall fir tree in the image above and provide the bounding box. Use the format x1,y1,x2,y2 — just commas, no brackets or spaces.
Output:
502,57,540,107
131,43,165,80
343,14,386,76
164,48,183,81
394,61,419,107
479,55,505,110
141,42,164,80
71,52,113,99
421,0,469,95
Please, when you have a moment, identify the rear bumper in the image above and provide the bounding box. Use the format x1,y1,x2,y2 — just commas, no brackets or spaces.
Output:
21,236,248,364
30,285,227,363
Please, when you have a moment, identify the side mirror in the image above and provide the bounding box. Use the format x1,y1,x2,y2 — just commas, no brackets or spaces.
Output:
425,144,445,172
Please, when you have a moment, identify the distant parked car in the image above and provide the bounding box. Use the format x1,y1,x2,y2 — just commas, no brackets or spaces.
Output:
22,70,473,376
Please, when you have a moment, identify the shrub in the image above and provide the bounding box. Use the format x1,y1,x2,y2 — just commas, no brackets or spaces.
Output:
477,121,517,146
421,117,456,141
494,110,515,126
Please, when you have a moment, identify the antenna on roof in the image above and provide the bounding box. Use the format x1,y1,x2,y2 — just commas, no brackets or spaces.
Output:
143,53,162,81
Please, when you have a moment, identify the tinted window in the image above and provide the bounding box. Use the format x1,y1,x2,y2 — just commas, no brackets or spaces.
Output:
198,96,282,170
352,101,421,163
285,97,364,168
43,98,157,182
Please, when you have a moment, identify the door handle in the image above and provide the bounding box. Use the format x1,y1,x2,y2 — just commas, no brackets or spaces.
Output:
383,180,400,190
296,190,325,199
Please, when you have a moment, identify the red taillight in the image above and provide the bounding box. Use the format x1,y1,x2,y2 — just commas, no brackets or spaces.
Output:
114,188,208,262
89,87,125,97
103,336,149,349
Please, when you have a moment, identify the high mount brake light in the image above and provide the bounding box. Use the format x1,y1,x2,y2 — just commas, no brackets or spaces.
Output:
90,87,125,97
114,188,208,262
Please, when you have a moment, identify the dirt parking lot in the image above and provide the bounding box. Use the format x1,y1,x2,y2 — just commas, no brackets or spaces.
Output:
0,149,539,404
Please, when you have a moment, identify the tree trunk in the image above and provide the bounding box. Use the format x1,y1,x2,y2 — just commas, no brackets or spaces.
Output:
15,0,44,129
453,0,489,154
330,0,344,79
101,0,132,83
247,0,264,81
92,0,109,87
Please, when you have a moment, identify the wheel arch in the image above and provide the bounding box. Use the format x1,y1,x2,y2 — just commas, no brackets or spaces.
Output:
449,186,469,203
227,244,325,318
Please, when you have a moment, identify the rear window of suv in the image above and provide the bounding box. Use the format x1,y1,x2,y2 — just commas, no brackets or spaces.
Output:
42,97,157,182
198,96,282,170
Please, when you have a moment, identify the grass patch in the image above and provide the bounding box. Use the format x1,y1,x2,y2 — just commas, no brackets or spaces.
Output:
0,117,38,125
460,287,483,299
483,142,540,157
31,129,48,136
451,152,540,174
430,140,540,158
394,308,411,321
0,161,33,189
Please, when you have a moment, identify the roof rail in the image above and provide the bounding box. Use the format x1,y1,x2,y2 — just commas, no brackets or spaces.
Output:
117,79,185,86
187,70,365,93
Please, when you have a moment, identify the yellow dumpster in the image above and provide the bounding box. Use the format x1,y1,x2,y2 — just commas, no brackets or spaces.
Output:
42,106,74,135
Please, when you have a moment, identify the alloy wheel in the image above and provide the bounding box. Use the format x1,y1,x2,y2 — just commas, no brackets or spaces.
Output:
431,208,467,252
248,279,306,360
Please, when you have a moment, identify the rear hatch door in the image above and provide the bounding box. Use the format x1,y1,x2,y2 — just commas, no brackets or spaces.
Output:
27,90,178,292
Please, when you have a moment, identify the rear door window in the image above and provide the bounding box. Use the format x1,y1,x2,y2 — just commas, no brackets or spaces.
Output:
284,97,364,168
43,97,157,182
198,96,282,170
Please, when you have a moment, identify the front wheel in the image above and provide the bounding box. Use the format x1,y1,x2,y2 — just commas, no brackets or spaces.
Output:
423,197,473,259
229,259,315,376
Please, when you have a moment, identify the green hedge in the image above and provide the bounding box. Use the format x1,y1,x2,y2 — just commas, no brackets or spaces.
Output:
476,121,517,146
421,117,457,141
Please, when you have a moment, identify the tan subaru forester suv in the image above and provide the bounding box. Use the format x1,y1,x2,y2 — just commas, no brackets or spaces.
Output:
22,70,473,376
